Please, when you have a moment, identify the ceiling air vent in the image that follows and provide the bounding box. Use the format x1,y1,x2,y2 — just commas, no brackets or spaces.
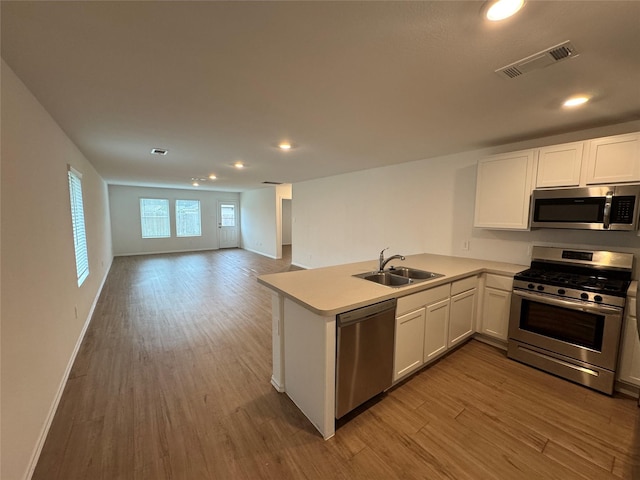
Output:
262,181,283,185
495,41,579,79
150,148,168,155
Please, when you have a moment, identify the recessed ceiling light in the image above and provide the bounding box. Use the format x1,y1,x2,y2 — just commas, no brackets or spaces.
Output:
485,0,524,21
563,96,590,107
150,148,168,155
234,162,244,169
209,174,217,180
279,142,292,151
192,182,199,187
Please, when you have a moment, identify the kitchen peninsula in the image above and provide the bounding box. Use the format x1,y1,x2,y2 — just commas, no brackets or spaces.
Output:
258,253,525,439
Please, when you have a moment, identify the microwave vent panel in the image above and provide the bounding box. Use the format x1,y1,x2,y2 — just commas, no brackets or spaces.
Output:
495,41,579,79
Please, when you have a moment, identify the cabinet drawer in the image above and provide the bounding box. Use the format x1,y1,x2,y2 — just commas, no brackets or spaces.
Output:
451,275,478,296
485,273,513,291
397,284,450,315
628,297,636,319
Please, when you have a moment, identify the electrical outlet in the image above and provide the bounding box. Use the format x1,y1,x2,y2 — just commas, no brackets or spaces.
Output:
74,306,78,319
462,240,470,251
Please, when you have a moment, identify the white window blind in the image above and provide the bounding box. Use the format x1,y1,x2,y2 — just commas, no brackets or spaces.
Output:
68,166,89,286
176,199,202,237
140,198,170,238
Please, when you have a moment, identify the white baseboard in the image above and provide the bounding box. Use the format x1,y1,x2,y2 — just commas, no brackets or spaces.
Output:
25,256,114,480
114,247,219,257
270,376,285,393
243,247,277,259
291,262,311,270
473,333,508,351
614,380,640,398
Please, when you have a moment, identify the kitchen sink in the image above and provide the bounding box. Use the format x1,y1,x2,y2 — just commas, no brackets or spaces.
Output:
386,266,442,280
353,267,443,288
355,272,413,286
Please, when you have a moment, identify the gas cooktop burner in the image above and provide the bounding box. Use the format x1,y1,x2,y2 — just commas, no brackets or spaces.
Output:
579,277,628,292
515,269,629,295
513,247,634,308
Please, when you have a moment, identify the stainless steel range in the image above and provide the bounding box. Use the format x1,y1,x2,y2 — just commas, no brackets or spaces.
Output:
508,246,634,395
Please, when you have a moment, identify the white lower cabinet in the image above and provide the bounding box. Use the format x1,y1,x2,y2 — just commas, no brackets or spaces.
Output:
618,297,640,387
448,277,478,348
393,308,426,382
393,283,449,382
424,298,449,363
479,274,513,342
481,288,511,340
393,276,480,383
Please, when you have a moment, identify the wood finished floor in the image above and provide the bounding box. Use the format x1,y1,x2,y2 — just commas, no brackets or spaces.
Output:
34,247,640,479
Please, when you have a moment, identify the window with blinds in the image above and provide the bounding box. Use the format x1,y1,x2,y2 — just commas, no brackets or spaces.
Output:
176,199,202,237
140,198,171,238
68,166,89,286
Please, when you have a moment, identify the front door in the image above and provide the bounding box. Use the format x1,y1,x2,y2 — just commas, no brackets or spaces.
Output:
218,201,239,248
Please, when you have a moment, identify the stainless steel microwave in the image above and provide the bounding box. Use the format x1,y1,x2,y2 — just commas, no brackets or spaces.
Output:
531,185,640,231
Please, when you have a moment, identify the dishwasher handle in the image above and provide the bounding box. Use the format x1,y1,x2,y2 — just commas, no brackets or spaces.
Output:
337,299,397,327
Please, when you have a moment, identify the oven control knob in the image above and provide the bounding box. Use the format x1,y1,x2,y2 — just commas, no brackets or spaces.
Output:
558,289,566,295
537,285,544,291
580,293,589,300
528,283,535,289
594,295,603,303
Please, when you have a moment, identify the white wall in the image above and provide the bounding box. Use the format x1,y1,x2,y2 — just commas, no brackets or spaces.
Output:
292,120,640,274
240,184,293,259
1,61,113,480
241,187,278,258
275,184,293,259
109,185,239,256
282,199,292,245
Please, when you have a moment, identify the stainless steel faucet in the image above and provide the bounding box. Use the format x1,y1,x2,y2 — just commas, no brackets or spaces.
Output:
379,248,405,271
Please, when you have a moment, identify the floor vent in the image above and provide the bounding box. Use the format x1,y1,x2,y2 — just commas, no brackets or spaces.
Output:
495,41,579,79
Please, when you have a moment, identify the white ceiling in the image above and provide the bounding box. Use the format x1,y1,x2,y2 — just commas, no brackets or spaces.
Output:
2,1,640,192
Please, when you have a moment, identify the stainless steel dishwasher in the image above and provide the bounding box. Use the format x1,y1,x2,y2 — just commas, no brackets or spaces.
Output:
335,298,396,419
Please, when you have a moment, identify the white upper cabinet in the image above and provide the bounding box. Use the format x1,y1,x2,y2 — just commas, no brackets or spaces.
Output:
474,150,535,230
475,131,640,230
585,132,640,185
535,142,584,188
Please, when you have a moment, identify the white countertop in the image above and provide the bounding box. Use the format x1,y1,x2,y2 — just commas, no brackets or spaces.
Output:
258,253,526,316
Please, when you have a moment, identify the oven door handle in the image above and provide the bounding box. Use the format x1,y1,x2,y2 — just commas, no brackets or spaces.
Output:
513,289,622,315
